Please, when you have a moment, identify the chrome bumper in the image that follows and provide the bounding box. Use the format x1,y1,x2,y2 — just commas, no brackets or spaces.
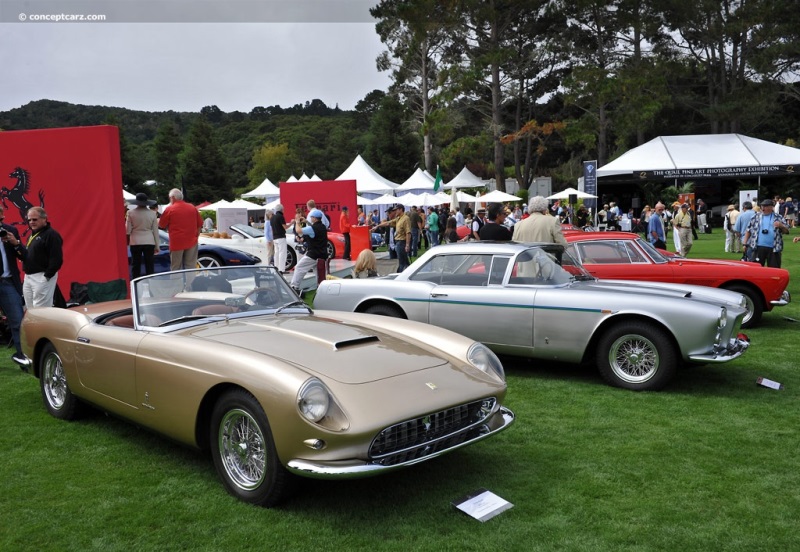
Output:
770,290,791,307
286,406,515,478
688,336,750,363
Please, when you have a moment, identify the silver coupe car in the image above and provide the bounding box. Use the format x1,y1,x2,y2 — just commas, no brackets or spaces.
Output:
313,242,750,391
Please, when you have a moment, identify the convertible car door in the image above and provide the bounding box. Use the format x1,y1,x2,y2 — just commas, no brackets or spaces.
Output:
425,254,536,352
73,323,146,410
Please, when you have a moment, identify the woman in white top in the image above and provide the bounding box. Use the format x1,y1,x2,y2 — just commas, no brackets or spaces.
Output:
126,192,160,278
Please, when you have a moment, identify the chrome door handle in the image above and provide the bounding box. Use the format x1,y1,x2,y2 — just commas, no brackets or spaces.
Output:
431,293,448,297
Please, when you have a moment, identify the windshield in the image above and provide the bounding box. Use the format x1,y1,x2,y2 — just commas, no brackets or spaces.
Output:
636,238,669,264
510,246,592,285
132,266,306,329
230,223,264,239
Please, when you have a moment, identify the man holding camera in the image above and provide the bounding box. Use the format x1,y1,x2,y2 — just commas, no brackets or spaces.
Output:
0,206,31,368
743,199,790,268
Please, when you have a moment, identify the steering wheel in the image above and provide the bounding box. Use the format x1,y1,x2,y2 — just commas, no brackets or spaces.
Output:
243,287,280,307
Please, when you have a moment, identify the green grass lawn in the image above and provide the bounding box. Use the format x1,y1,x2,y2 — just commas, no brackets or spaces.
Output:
1,229,799,551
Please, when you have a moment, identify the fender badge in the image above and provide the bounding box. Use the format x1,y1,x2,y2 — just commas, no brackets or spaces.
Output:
141,391,156,410
426,382,437,391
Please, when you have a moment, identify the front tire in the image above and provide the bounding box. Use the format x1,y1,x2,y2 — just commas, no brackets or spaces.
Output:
40,342,83,420
326,241,336,259
210,389,294,506
596,321,677,391
724,283,763,328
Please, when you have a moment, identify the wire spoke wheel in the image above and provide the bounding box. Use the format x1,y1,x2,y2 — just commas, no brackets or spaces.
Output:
39,342,83,419
42,349,68,410
210,389,293,506
596,321,677,391
608,334,659,383
218,408,266,491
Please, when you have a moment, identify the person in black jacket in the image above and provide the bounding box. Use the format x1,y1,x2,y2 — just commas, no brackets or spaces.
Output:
0,206,31,368
20,206,63,308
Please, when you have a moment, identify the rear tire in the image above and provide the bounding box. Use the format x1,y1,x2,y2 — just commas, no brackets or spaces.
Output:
327,241,336,259
596,321,677,391
364,303,405,318
285,247,297,271
40,342,83,420
198,254,223,268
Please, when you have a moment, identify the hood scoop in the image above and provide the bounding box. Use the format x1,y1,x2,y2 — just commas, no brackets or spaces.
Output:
334,336,380,350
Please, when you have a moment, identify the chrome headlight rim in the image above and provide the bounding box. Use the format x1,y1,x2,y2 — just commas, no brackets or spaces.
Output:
467,343,506,382
718,306,728,329
297,378,331,423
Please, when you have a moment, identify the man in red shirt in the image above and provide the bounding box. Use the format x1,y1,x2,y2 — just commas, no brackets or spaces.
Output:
159,188,203,271
339,206,351,260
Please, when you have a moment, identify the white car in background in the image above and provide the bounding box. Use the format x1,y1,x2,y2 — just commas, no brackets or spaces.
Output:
199,223,341,271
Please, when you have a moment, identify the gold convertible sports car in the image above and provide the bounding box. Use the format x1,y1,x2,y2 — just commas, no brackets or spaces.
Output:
22,266,513,507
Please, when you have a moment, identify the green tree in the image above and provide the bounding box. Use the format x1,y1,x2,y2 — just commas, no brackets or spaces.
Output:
364,95,421,182
152,121,182,198
247,142,291,188
177,118,230,203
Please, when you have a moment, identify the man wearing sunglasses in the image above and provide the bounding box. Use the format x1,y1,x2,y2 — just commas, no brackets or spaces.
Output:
20,206,63,308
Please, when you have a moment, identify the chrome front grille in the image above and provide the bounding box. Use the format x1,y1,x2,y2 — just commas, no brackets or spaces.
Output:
369,398,496,466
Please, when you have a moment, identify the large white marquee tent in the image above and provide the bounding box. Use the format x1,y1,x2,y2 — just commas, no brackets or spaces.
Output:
597,134,800,180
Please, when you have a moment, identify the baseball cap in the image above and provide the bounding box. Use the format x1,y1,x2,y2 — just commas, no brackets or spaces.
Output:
760,198,775,207
309,209,324,219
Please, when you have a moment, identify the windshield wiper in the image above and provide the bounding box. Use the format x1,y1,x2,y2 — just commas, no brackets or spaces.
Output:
274,301,313,315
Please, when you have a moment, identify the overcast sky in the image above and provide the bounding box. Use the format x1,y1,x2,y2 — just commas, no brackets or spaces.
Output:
0,1,392,113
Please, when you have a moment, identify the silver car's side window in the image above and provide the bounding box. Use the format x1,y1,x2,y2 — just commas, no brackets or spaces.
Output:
410,254,495,286
489,257,510,285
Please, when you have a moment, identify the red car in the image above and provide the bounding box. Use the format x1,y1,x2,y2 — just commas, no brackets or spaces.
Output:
564,231,791,328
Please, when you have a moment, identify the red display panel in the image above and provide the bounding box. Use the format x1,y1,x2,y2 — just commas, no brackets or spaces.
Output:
0,125,129,299
279,180,358,233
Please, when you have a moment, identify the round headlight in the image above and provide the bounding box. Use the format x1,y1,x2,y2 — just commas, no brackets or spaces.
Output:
467,343,505,382
297,379,330,423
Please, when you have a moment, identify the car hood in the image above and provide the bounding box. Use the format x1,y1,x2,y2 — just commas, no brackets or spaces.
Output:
580,278,746,308
187,315,450,384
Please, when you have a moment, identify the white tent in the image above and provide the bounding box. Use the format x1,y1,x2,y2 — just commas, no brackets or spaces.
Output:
200,199,232,211
398,192,450,207
367,193,398,205
395,168,436,195
122,189,136,200
241,176,280,198
442,166,486,189
298,172,312,182
453,190,477,202
547,187,597,200
480,190,520,203
285,175,299,183
597,134,800,178
336,154,398,193
229,199,263,210
309,173,323,181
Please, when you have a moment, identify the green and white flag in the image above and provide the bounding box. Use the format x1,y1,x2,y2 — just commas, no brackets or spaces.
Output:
433,166,442,192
